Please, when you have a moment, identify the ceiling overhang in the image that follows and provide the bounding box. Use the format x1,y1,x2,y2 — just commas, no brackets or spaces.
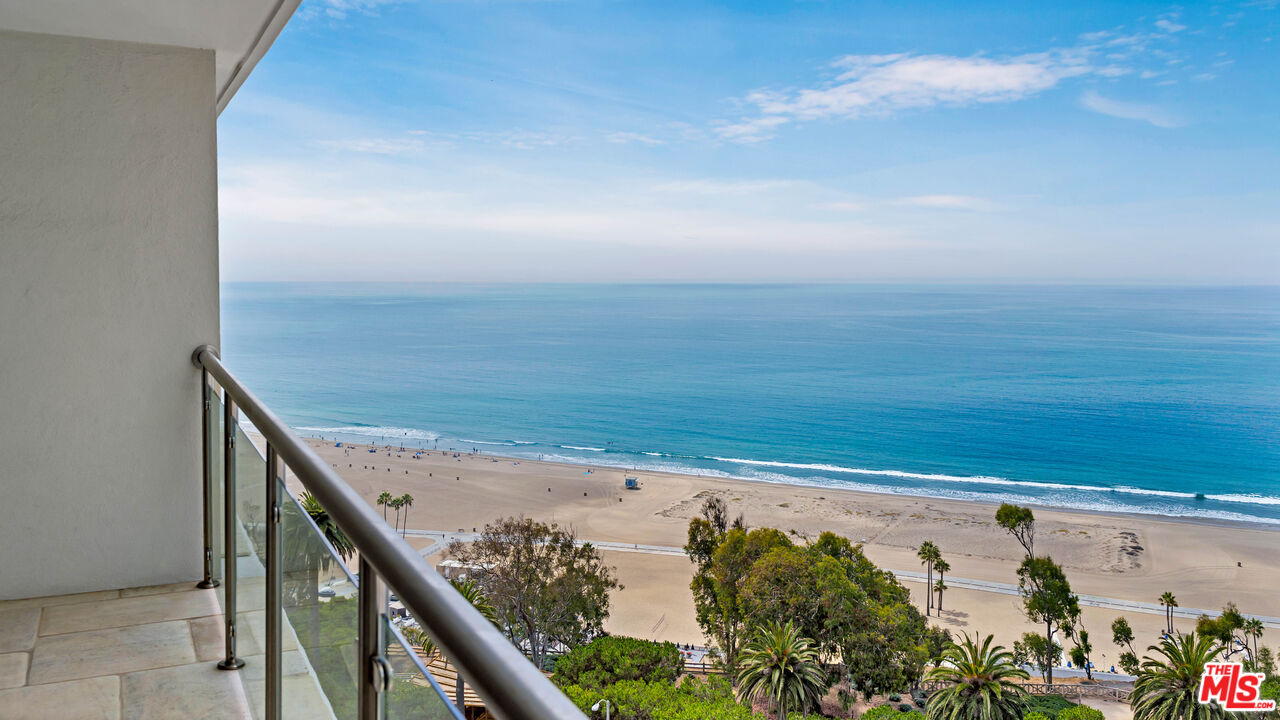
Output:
0,0,302,114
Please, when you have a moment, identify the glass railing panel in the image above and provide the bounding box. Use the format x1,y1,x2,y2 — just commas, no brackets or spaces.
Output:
234,422,268,718
281,483,359,720
207,380,225,606
384,618,463,720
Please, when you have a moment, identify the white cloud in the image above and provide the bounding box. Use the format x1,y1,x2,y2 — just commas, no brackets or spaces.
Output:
316,137,428,155
605,131,665,146
298,0,408,20
652,179,800,195
890,195,997,211
715,12,1204,142
717,50,1093,141
1081,90,1183,127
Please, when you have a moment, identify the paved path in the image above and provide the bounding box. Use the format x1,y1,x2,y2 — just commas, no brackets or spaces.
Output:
403,529,1280,628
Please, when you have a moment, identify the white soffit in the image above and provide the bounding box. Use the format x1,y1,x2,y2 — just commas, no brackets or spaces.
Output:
0,0,302,113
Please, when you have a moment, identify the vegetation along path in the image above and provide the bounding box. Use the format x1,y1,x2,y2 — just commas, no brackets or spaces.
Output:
403,529,1280,628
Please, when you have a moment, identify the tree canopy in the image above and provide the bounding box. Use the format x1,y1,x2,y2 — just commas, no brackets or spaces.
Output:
554,636,684,689
447,516,620,667
995,503,1036,558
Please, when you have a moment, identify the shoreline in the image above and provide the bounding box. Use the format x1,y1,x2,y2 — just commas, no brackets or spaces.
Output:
301,432,1280,534
283,433,1280,657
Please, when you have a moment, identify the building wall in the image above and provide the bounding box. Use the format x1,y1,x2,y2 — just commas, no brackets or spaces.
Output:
0,30,218,598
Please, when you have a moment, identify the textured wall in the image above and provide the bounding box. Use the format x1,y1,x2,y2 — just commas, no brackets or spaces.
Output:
0,29,218,598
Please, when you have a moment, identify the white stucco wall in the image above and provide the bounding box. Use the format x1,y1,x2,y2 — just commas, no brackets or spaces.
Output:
0,29,218,599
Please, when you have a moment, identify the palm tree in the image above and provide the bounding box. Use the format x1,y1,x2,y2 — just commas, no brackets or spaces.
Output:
934,558,951,613
919,541,940,615
1243,618,1264,665
1131,632,1231,720
736,621,828,720
295,491,355,648
925,633,1028,720
376,491,393,524
398,493,415,537
402,625,435,658
299,491,355,561
442,577,497,710
390,496,404,533
1160,592,1179,635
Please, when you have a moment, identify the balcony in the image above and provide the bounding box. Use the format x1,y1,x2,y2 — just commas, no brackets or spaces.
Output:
0,348,583,720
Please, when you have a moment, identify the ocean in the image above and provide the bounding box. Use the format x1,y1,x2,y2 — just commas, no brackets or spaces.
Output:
221,283,1280,525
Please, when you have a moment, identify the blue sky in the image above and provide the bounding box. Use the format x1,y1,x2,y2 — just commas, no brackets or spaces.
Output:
218,0,1279,283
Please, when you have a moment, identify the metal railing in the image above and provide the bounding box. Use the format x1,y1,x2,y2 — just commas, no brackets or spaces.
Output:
192,345,586,720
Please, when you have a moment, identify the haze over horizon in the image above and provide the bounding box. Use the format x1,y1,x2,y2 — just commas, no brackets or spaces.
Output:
217,0,1279,284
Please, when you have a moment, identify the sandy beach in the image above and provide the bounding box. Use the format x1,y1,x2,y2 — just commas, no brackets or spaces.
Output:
294,438,1280,659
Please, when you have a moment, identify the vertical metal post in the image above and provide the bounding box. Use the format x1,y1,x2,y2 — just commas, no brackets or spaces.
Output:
198,371,219,589
359,557,387,720
218,399,245,671
266,444,283,720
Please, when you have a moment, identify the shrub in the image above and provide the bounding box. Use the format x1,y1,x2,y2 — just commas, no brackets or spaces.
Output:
561,676,827,720
862,705,924,720
1057,706,1105,720
862,705,898,720
889,694,902,702
554,636,684,689
914,699,926,709
1023,695,1078,719
1024,712,1052,720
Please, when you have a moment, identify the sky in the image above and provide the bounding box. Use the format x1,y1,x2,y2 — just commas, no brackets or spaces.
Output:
217,0,1280,283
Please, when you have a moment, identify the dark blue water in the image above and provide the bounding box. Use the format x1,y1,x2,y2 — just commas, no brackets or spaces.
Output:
221,283,1280,524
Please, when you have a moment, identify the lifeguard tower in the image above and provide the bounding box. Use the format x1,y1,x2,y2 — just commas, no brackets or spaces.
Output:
625,476,641,490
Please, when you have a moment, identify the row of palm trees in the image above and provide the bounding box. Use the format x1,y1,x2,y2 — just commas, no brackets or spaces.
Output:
918,541,951,615
735,622,1249,720
376,491,415,536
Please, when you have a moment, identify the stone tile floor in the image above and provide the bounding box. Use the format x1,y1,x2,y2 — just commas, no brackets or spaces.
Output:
0,582,260,720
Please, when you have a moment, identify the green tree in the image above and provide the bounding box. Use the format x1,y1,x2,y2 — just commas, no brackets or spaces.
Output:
554,636,685,689
299,491,356,561
292,491,356,649
1244,618,1265,664
1068,629,1094,680
1160,592,1179,635
1014,632,1061,683
1197,603,1247,660
740,544,864,659
389,495,404,532
447,516,620,668
398,493,414,536
376,491,393,524
1017,556,1079,684
736,621,829,720
925,633,1028,720
918,542,940,616
995,503,1035,558
1131,632,1232,720
685,504,792,675
1113,617,1140,675
933,558,951,613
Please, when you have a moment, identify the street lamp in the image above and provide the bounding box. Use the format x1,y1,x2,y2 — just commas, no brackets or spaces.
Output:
591,699,611,719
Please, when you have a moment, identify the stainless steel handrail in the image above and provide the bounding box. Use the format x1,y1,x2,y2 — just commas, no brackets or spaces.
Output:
193,345,586,720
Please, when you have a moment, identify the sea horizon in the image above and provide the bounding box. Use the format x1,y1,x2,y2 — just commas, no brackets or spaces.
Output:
222,282,1280,526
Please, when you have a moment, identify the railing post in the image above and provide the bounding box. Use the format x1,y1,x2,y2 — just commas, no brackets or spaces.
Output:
218,399,245,671
266,444,283,719
198,370,220,589
359,557,388,720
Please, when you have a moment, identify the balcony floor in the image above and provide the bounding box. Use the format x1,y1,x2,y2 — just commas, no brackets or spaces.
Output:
0,581,253,719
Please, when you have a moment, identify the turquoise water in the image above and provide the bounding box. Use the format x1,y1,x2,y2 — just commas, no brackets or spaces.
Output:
222,284,1280,524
